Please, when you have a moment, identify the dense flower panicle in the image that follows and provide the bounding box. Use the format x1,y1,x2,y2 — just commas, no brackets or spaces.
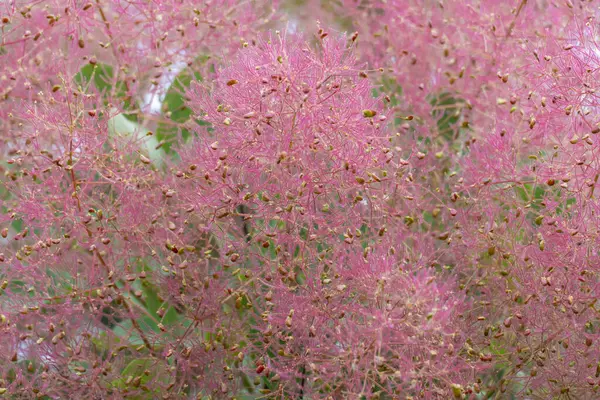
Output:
185,32,387,218
3,0,600,399
459,12,600,397
176,33,471,395
255,252,473,398
0,0,277,398
325,0,600,398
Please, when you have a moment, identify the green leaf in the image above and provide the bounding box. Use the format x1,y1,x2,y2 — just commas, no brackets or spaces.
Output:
75,64,116,94
112,357,168,395
132,280,181,330
430,92,464,142
374,75,402,106
10,218,23,232
75,63,137,121
533,185,545,200
121,358,152,377
112,321,144,346
156,58,213,154
107,113,163,164
514,186,528,202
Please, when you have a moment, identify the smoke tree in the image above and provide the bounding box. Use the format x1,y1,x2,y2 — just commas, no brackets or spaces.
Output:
1,0,600,399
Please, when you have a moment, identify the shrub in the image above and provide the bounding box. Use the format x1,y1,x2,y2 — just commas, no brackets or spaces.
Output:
1,1,600,399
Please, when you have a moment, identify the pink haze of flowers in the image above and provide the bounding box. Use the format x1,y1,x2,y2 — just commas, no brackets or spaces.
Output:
1,0,600,398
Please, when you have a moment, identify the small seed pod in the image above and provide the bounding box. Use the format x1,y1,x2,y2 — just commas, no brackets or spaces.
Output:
362,109,377,118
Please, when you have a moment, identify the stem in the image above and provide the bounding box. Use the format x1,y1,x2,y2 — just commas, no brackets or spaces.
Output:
506,0,528,38
298,363,306,399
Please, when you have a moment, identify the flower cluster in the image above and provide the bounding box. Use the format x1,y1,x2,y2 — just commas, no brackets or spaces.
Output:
2,0,600,399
